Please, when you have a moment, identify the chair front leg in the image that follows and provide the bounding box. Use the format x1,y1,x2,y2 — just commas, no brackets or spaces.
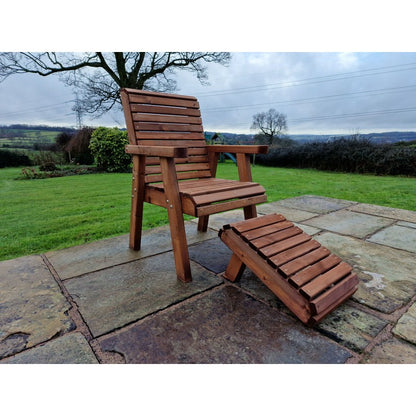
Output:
160,157,192,283
129,155,146,250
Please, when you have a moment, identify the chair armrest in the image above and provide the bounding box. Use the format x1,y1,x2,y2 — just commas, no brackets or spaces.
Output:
125,145,188,158
206,145,268,154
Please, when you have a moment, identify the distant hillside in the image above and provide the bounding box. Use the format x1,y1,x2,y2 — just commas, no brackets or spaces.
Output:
205,130,416,145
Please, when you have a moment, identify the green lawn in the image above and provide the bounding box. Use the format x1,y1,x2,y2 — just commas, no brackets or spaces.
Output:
1,163,415,261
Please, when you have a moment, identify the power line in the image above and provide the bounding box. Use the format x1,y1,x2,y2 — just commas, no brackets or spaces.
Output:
0,100,74,118
290,106,416,123
195,62,416,98
202,83,416,113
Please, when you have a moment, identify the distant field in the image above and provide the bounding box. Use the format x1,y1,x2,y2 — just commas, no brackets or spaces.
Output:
1,163,415,261
0,127,69,150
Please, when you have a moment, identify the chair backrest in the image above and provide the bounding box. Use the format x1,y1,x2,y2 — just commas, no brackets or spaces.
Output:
121,88,211,184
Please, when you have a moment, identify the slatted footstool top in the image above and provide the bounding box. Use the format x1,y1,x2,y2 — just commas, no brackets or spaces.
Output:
219,213,359,326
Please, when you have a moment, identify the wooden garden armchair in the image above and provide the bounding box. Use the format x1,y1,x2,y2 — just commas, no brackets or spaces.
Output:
121,88,268,283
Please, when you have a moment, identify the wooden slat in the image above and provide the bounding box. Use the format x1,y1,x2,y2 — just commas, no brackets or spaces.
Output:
179,178,232,190
241,220,293,241
310,273,359,314
145,155,209,166
249,226,303,250
300,262,353,299
136,132,204,140
137,139,206,147
260,233,312,258
227,213,286,233
125,145,187,158
145,162,210,175
133,113,202,124
145,170,211,183
268,240,321,268
281,247,331,279
192,185,265,206
128,94,200,108
289,254,342,288
131,104,201,117
309,284,358,324
124,88,197,101
196,194,267,216
135,122,203,132
183,181,260,197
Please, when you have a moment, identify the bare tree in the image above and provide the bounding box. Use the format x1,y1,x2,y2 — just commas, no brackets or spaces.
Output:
0,52,230,117
251,108,288,146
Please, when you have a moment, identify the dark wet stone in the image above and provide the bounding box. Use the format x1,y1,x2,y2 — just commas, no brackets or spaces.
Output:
316,302,388,353
189,238,232,274
99,286,352,364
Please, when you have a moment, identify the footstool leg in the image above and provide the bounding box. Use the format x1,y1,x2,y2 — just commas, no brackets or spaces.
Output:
224,253,246,282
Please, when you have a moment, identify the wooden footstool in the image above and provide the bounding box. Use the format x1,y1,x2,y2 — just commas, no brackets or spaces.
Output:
219,213,359,326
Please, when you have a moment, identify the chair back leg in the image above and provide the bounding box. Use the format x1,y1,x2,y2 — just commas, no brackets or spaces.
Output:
197,215,210,232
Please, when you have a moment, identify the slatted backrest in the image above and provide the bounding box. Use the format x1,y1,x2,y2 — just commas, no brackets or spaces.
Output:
121,88,211,183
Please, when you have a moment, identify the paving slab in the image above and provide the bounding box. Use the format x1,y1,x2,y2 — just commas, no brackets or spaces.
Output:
64,252,222,337
360,337,416,364
393,302,416,345
349,203,416,223
397,221,416,229
367,224,416,253
316,303,388,353
271,195,356,214
315,233,416,314
257,202,318,222
232,269,387,353
1,332,98,364
189,238,232,274
0,256,74,360
45,222,217,280
98,286,352,364
304,209,394,238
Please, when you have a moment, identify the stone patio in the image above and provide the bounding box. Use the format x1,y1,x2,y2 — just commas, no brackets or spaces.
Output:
1,195,416,364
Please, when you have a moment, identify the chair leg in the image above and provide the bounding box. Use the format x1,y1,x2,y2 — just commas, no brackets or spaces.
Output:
244,205,257,220
129,155,145,250
224,253,246,282
197,215,209,232
160,157,192,283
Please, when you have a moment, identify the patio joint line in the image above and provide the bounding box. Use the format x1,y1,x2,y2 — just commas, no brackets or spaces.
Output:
41,254,108,364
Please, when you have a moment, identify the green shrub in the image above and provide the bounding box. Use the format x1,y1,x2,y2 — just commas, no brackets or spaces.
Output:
0,149,32,168
89,127,131,172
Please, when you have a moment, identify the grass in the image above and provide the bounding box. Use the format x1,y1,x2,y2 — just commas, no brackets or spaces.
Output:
1,163,415,261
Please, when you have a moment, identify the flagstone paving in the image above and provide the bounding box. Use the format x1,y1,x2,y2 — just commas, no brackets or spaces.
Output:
1,195,416,364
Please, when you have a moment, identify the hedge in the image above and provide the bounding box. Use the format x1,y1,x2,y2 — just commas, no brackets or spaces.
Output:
256,137,416,176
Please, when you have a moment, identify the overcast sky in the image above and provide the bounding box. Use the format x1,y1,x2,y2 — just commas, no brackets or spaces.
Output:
1,52,416,135
2,1,416,136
